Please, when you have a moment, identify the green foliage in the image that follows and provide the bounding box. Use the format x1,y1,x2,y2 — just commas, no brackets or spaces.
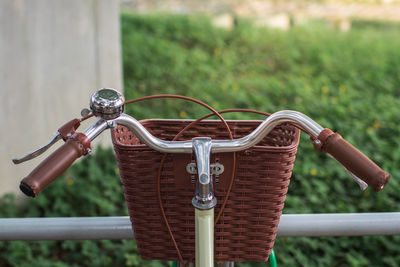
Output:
1,13,399,266
352,19,400,31
121,13,400,266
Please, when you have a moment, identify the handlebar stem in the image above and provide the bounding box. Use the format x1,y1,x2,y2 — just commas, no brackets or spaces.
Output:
192,137,217,210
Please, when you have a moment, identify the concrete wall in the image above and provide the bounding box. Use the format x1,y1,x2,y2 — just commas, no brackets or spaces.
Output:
0,0,122,196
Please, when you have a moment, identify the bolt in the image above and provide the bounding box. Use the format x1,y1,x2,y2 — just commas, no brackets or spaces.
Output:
107,120,117,129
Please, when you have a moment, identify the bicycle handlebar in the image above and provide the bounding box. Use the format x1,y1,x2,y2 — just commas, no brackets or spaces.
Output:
111,111,323,153
15,91,390,196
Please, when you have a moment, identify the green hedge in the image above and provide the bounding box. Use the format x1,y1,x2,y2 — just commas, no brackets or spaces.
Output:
1,14,399,266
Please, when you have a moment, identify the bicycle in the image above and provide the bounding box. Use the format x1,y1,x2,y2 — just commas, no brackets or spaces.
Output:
13,88,390,267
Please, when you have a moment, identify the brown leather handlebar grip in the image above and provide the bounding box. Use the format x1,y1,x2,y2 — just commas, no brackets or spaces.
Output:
316,129,390,192
20,136,88,197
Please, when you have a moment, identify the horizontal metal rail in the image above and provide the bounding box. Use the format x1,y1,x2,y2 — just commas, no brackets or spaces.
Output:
0,213,399,241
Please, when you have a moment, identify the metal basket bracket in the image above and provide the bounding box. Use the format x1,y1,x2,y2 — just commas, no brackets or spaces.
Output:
186,162,225,176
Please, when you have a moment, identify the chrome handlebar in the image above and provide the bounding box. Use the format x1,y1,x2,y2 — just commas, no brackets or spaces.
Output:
84,111,324,154
13,88,371,201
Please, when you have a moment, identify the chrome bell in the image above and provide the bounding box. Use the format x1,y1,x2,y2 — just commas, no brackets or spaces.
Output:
90,88,124,120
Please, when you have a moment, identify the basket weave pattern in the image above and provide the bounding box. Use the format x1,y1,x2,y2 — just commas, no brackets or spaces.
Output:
112,120,300,262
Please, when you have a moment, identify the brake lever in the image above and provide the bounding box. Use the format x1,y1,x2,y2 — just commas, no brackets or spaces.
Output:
12,132,62,164
12,118,81,164
327,153,368,191
344,168,368,191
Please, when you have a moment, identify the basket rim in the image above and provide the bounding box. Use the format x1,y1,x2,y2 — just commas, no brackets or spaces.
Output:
112,118,300,152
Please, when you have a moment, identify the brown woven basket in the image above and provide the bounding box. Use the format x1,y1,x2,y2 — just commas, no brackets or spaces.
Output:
112,119,300,262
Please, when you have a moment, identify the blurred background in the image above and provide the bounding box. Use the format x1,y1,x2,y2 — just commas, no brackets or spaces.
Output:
1,0,399,266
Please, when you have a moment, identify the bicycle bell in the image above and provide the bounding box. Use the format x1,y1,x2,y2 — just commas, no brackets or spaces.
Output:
90,88,124,120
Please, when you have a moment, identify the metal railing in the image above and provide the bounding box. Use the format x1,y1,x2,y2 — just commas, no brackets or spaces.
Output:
1,213,399,241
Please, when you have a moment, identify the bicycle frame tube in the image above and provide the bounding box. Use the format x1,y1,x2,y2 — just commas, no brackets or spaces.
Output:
196,209,214,267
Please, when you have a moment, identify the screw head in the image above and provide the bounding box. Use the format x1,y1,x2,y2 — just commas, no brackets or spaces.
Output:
80,108,91,117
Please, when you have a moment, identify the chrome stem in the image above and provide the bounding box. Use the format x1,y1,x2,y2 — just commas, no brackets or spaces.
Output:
192,137,217,210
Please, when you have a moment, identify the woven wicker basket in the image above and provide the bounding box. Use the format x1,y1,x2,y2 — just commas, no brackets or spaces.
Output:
112,119,300,262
